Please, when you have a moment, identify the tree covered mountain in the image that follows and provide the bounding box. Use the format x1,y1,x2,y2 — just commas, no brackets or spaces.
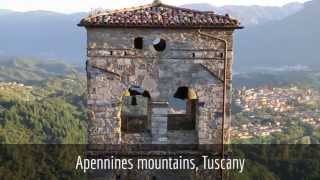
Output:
0,57,84,83
235,0,320,71
0,58,87,144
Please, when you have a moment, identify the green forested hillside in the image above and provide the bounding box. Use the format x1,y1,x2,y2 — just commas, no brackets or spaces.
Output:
0,57,84,83
0,58,87,144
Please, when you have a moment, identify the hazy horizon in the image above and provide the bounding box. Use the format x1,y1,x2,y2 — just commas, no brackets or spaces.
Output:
0,0,311,14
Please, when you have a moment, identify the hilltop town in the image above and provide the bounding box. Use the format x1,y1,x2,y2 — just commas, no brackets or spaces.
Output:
232,85,320,143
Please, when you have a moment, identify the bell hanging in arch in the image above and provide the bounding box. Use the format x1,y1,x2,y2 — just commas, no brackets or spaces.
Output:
123,90,131,97
187,88,198,100
174,87,188,100
174,87,198,100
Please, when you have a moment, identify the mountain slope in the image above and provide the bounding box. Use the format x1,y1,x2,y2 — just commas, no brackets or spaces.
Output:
181,2,303,26
0,2,313,70
0,11,87,64
0,2,304,65
234,0,320,71
0,57,84,83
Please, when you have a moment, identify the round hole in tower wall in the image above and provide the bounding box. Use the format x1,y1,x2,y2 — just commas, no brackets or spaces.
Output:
153,38,166,52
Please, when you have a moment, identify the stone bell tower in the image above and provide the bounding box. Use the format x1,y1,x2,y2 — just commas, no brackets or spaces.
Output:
79,1,242,145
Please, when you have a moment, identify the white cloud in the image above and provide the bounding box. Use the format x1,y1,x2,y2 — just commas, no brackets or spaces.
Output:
0,0,311,13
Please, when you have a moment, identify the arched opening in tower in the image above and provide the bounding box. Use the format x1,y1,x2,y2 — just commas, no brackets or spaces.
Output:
168,86,197,130
121,86,151,133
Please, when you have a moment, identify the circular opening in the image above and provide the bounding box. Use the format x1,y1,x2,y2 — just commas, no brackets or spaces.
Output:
153,38,166,52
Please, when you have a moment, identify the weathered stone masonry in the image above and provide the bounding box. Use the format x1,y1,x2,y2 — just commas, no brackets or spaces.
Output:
80,2,242,145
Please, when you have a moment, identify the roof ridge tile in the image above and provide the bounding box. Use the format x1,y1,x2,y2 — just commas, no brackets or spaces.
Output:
79,2,242,29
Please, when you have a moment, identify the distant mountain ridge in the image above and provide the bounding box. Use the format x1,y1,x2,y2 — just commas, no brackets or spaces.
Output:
0,1,319,72
235,0,320,71
0,11,87,64
181,2,303,26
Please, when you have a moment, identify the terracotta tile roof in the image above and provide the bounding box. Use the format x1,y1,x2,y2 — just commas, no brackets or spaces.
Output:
79,1,241,29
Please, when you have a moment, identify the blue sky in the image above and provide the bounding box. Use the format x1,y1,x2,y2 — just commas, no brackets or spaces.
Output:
0,0,310,13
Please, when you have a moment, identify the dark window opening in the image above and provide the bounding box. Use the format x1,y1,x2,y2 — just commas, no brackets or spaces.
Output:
219,52,224,59
121,87,151,133
153,38,166,52
134,37,143,49
192,52,196,58
110,51,113,55
168,87,197,130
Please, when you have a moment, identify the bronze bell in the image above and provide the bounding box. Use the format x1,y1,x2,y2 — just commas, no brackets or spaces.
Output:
174,87,197,100
174,87,188,100
123,90,131,97
188,88,198,100
142,91,151,99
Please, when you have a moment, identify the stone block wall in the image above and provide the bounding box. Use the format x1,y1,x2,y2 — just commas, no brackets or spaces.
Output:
151,101,169,144
86,28,234,145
